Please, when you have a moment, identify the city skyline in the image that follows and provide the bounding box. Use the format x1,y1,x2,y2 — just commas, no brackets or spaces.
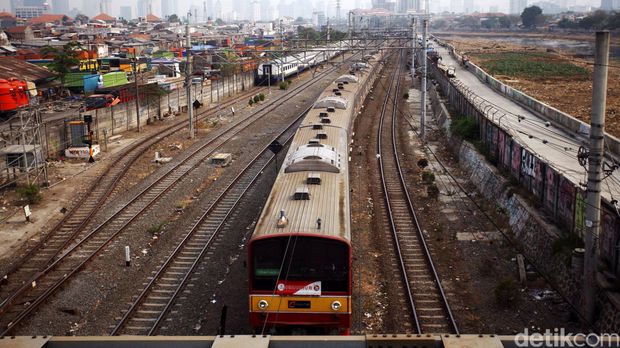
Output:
0,0,607,19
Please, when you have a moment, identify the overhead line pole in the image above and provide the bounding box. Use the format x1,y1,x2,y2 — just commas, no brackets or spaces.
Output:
186,12,194,139
420,18,427,140
584,30,610,324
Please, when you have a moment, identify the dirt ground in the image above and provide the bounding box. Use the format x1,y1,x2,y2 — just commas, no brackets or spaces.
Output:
441,36,620,138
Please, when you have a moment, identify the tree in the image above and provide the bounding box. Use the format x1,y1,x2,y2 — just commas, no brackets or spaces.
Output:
75,13,89,24
521,6,543,28
41,41,81,85
215,18,224,25
168,14,180,22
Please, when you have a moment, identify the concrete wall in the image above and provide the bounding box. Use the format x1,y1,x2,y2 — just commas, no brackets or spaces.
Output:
432,36,620,159
35,71,255,158
429,82,620,333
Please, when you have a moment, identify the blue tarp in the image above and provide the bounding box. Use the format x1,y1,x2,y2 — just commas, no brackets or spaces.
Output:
83,74,99,92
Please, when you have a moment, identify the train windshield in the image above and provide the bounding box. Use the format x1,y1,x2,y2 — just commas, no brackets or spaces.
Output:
252,236,349,292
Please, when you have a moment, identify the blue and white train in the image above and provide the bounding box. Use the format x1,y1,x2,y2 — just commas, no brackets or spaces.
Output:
255,44,348,85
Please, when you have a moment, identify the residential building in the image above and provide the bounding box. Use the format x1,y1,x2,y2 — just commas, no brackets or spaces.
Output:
5,25,34,41
398,0,420,12
463,0,474,13
0,12,17,28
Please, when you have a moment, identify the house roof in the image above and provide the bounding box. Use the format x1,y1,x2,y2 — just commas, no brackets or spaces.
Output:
92,13,115,22
146,14,162,22
0,12,15,18
28,14,69,25
4,26,29,34
0,57,56,82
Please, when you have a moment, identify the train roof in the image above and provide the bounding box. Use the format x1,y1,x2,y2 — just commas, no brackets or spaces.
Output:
252,51,382,243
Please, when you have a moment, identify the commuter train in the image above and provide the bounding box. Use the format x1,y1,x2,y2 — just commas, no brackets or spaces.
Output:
255,44,348,84
248,50,383,334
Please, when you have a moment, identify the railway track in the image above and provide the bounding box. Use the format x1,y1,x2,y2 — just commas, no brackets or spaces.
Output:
110,105,307,336
0,85,263,284
0,51,360,335
376,50,458,334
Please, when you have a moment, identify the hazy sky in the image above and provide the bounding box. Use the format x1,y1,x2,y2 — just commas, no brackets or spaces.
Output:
0,0,605,18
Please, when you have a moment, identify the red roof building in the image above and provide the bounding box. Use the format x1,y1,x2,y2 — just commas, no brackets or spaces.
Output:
28,14,70,25
146,14,162,23
92,13,115,22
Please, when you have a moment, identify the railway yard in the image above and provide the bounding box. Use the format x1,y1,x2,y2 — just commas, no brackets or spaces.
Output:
0,24,619,346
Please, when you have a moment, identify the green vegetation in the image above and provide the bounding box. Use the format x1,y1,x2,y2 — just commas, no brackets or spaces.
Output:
146,222,166,235
41,41,82,85
422,170,436,184
559,10,620,30
17,184,42,204
259,93,265,101
495,278,520,307
474,52,588,78
451,116,480,141
521,5,544,29
253,95,260,103
279,81,288,90
248,98,254,106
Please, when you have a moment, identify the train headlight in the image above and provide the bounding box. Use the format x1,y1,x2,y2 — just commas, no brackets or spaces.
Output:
258,300,269,310
331,301,342,311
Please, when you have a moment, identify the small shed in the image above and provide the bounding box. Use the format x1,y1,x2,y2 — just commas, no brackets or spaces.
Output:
211,153,232,167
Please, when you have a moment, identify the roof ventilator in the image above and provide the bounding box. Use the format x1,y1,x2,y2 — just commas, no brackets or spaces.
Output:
334,91,342,96
307,173,321,185
277,209,288,228
316,133,327,139
321,117,331,124
293,187,310,200
327,107,336,113
312,124,323,130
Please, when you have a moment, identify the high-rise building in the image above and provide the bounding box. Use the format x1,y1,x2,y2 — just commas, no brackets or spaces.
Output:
463,0,473,13
251,0,260,21
214,0,222,19
161,0,177,17
449,0,462,13
120,5,132,19
398,0,420,12
137,0,150,17
23,0,45,6
509,0,527,14
99,0,111,14
53,0,69,14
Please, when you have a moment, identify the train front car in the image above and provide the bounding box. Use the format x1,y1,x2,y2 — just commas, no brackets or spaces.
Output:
248,51,382,335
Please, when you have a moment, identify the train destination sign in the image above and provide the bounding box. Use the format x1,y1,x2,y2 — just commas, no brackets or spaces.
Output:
276,281,322,296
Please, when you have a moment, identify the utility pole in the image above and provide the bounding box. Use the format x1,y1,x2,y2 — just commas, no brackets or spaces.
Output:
327,18,330,42
279,19,284,82
411,16,415,77
132,58,141,132
420,18,427,140
186,13,194,139
584,30,610,324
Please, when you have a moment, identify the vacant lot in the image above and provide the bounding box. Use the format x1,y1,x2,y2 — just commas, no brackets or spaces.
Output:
444,37,620,138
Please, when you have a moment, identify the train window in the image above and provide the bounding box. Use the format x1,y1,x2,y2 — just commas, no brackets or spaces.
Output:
251,237,349,292
320,118,331,124
312,124,323,130
316,133,327,139
326,107,336,113
293,187,310,200
307,173,321,185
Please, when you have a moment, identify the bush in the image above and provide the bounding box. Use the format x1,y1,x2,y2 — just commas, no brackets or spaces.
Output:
422,170,435,184
147,222,166,235
279,81,288,90
259,93,265,101
287,80,292,85
253,95,260,103
451,116,479,141
248,98,254,106
17,184,41,204
494,278,519,307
